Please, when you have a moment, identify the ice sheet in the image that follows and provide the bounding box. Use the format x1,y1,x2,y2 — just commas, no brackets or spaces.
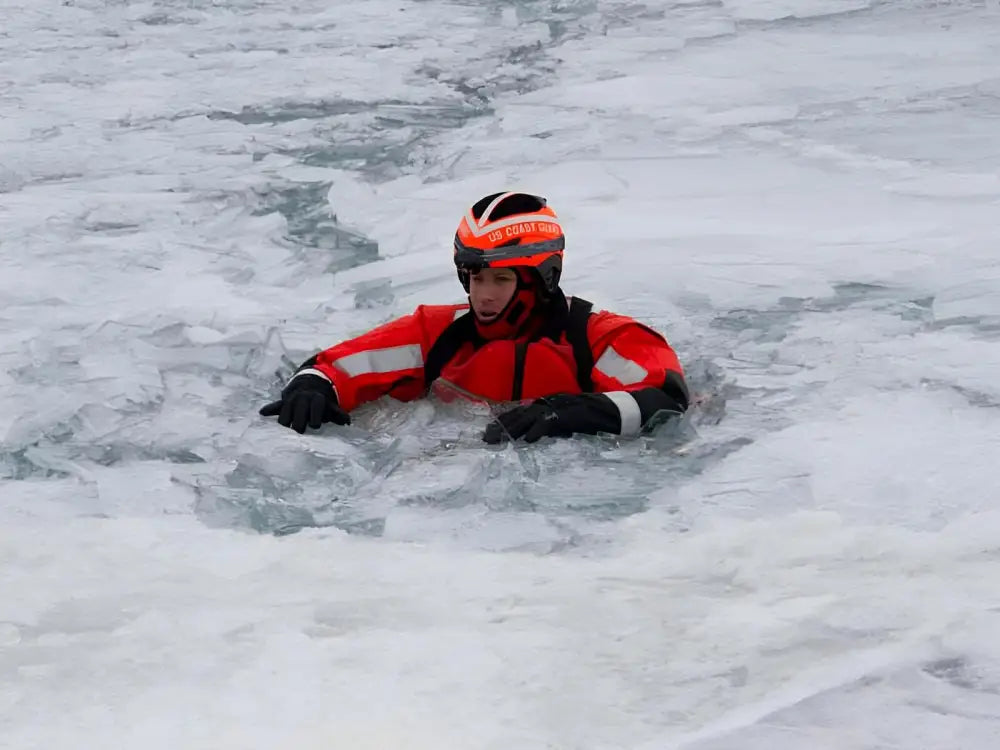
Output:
3,0,1000,747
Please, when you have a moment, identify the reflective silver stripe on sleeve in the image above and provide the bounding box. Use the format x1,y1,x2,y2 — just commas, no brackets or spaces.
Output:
293,367,330,383
603,391,642,437
331,344,423,377
594,346,648,386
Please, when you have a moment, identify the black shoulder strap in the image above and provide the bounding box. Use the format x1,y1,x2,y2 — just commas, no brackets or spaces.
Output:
423,311,478,387
511,341,528,401
425,300,595,394
565,296,594,392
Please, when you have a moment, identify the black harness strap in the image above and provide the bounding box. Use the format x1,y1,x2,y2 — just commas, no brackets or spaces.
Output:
511,341,528,400
423,296,596,394
565,296,595,392
423,312,478,387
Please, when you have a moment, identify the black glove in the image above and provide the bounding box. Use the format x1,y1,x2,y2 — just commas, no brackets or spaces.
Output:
483,393,620,444
259,373,350,434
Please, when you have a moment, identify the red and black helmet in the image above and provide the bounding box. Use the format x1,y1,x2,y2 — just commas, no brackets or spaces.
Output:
453,192,565,294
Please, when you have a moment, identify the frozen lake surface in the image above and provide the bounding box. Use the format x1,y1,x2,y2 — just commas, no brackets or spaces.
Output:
3,1,1000,747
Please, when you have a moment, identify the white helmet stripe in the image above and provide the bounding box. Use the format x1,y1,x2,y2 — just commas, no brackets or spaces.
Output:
460,213,563,238
478,192,517,227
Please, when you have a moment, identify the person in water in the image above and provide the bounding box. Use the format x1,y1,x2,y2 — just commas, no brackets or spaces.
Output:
259,192,689,443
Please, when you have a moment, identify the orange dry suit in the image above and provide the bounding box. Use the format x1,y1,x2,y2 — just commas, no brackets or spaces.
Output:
290,293,689,438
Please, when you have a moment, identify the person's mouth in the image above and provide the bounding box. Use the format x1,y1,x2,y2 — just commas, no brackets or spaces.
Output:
477,309,499,322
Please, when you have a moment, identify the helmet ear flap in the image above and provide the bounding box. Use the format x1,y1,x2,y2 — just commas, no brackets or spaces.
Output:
533,255,562,295
457,268,471,293
548,265,561,291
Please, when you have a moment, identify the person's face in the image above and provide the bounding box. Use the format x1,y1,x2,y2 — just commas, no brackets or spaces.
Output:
468,267,518,322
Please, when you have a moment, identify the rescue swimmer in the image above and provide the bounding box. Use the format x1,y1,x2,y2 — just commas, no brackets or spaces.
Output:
259,192,690,444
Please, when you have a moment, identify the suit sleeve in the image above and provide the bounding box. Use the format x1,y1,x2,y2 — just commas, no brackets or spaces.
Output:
289,306,451,412
588,319,689,436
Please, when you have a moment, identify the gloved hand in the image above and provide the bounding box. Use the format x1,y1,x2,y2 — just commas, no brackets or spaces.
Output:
483,393,617,444
259,373,350,434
